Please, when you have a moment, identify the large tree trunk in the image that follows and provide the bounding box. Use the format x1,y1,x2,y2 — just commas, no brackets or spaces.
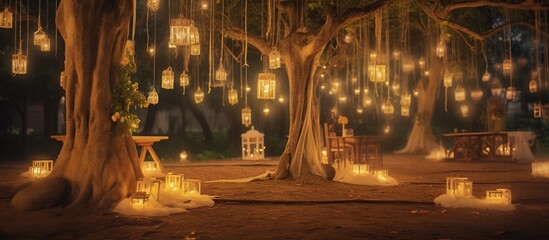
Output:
11,0,140,210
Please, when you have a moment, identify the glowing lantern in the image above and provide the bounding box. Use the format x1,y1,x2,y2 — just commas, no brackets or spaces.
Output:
40,36,51,52
470,88,483,102
391,83,400,95
194,87,204,104
363,95,372,106
143,161,158,173
132,178,161,206
532,162,549,177
533,102,542,118
165,173,183,191
190,43,200,56
28,160,53,178
161,67,174,89
263,106,270,115
269,50,281,69
169,18,193,46
357,107,364,114
241,126,265,160
182,179,201,195
189,24,200,44
200,0,209,10
12,49,27,75
401,57,415,73
384,125,390,134
257,72,276,99
502,59,512,75
506,87,516,100
424,71,429,76
148,45,155,56
34,27,47,46
400,93,411,107
331,81,340,93
485,189,512,205
373,170,389,182
60,71,65,88
413,89,419,97
179,151,188,162
436,39,445,58
228,88,238,105
446,177,473,198
392,50,401,60
491,87,504,97
529,79,538,93
482,71,491,82
338,95,347,103
278,97,285,103
368,61,387,83
418,57,425,69
381,102,394,115
369,52,377,61
180,71,189,87
454,86,465,101
354,88,360,95
147,0,160,11
147,88,159,105
0,7,13,28
215,65,228,82
443,72,453,88
351,164,369,176
344,32,354,43
242,107,251,127
401,106,410,117
460,105,469,117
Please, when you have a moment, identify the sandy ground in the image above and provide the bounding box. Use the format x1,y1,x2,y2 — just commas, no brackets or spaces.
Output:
1,154,549,239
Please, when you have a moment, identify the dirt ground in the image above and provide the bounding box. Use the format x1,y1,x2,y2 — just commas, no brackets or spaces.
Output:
1,154,549,239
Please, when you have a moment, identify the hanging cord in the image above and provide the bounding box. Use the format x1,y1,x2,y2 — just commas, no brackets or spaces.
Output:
153,11,157,88
26,0,28,56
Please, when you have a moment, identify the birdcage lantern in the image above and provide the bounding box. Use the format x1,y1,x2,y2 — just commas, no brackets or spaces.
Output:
381,102,394,115
165,173,183,191
147,0,160,11
142,161,158,174
180,72,189,87
506,87,517,100
0,7,13,28
194,87,204,104
373,170,389,182
436,39,445,58
147,88,159,105
170,18,193,46
368,60,387,83
529,79,538,93
502,59,512,75
33,27,47,46
242,126,265,160
486,189,512,205
161,67,174,89
242,107,251,127
446,177,473,198
532,161,549,177
28,160,53,178
269,49,281,69
40,36,51,52
482,71,491,82
400,93,411,107
12,49,27,75
460,104,469,117
228,88,238,105
257,72,276,99
189,23,200,45
351,164,369,176
534,102,542,118
443,72,453,88
454,86,465,101
212,65,228,87
190,43,200,56
401,106,410,117
182,179,201,195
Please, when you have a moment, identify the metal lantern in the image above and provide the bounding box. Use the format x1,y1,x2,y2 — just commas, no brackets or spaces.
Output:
506,86,516,100
147,88,159,105
180,72,189,87
12,49,27,75
33,27,47,46
170,18,193,46
40,36,51,52
470,88,483,102
351,164,369,176
460,104,469,117
0,7,13,28
502,59,512,75
257,72,276,99
443,72,453,88
165,173,183,191
194,87,204,104
401,106,410,117
486,188,512,205
28,160,53,178
482,71,491,82
228,88,238,105
534,101,542,118
242,107,251,127
529,79,538,93
368,61,387,83
182,179,201,195
454,86,465,102
161,67,174,89
241,126,265,160
214,65,228,81
147,0,160,11
373,169,389,182
446,177,473,198
189,23,200,44
269,50,281,69
381,102,394,115
400,93,411,107
190,43,200,56
436,39,445,58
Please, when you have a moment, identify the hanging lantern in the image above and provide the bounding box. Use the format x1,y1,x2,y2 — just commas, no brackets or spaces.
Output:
460,104,469,117
147,0,160,11
215,65,228,81
60,71,65,88
482,71,491,82
180,72,189,87
391,83,400,95
363,95,372,106
470,88,483,102
40,36,51,52
491,87,504,97
502,59,512,75
529,79,538,93
356,107,364,114
369,52,377,61
400,93,411,107
338,95,347,103
443,72,453,88
401,57,415,73
200,0,209,10
194,87,204,104
189,23,200,44
242,107,252,127
381,102,394,115
263,106,270,115
33,27,47,46
168,40,176,49
12,49,27,75
269,50,281,69
161,67,174,89
401,106,410,117
368,60,387,83
344,31,354,43
534,102,542,118
190,43,200,56
436,39,445,58
392,50,401,60
170,18,193,46
506,87,516,100
0,7,13,28
413,89,419,97
228,88,238,105
147,88,159,105
454,86,466,102
354,88,360,95
257,72,276,100
418,57,425,69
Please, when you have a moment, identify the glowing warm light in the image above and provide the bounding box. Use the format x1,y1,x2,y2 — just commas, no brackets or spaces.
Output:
34,27,47,46
228,88,238,105
0,7,13,28
533,102,542,118
40,36,51,52
200,0,209,10
148,45,155,56
147,0,160,12
161,67,175,89
381,102,394,115
443,72,453,88
245,85,251,92
194,87,205,104
242,107,251,127
532,162,549,177
242,126,265,160
400,93,411,107
338,95,347,103
392,50,401,60
180,72,190,87
190,43,200,56
482,71,491,82
170,19,198,46
470,89,483,102
401,106,410,117
363,95,372,106
418,57,425,68
269,50,281,69
424,70,429,76
351,164,369,176
369,52,377,61
401,57,415,73
143,161,158,172
147,88,159,105
344,32,354,43
496,144,512,156
391,83,400,94
214,65,228,83
460,105,469,117
506,87,516,100
12,49,27,75
436,39,445,58
491,87,504,97
179,151,188,162
454,86,465,102
321,148,328,164
28,160,53,178
354,88,360,95
384,125,390,134
413,89,419,97
373,169,388,182
257,72,276,100
502,59,512,75
165,173,183,191
183,179,201,195
485,189,512,205
263,106,270,115
357,107,364,114
446,177,473,198
60,71,65,88
368,61,387,83
278,97,285,103
529,79,538,93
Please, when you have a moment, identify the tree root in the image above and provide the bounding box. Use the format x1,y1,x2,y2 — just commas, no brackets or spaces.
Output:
11,177,70,210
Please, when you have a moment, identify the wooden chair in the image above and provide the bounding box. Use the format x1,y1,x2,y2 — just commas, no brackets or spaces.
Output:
323,123,354,166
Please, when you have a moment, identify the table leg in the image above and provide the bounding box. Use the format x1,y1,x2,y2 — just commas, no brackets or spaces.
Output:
139,144,148,165
146,145,166,173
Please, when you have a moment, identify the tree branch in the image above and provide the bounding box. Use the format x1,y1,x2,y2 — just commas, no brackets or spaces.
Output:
223,25,272,55
441,0,549,16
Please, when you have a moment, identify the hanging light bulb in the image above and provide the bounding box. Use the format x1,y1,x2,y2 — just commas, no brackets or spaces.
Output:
242,107,252,127
454,86,466,102
228,88,238,105
194,87,205,104
147,0,160,12
33,27,47,46
0,7,13,28
161,67,174,89
147,88,159,105
482,71,491,82
436,38,445,58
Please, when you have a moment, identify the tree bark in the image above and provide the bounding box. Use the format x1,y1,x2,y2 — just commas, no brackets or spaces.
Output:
12,0,141,210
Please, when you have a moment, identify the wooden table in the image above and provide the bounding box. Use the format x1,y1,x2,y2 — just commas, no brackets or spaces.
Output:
442,132,512,161
326,135,383,169
51,135,169,172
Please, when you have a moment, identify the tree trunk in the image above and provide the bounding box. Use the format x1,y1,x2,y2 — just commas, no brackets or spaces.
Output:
11,0,140,210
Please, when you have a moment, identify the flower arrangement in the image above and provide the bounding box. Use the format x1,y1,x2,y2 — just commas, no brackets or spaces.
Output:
337,116,349,136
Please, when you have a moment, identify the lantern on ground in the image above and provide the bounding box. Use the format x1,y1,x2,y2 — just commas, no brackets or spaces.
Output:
401,106,410,117
161,67,174,89
534,102,542,118
470,88,483,102
460,104,469,117
242,107,251,127
147,88,159,105
529,79,538,93
194,87,204,104
381,102,394,115
454,86,465,101
0,7,13,28
400,93,411,107
182,179,201,195
228,88,238,105
241,126,265,160
482,71,491,82
40,36,51,52
28,160,53,178
502,59,512,75
368,60,387,83
269,50,281,69
351,164,369,176
257,72,276,99
170,18,192,46
446,177,473,198
33,27,47,46
142,161,158,173
486,189,512,205
373,170,389,182
443,71,453,88
147,0,160,11
165,173,183,191
190,43,200,56
131,179,150,206
532,161,549,177
436,39,445,58
12,49,27,75
506,87,516,100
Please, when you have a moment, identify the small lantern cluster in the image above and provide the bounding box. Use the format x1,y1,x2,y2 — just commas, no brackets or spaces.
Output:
228,88,238,105
257,72,276,100
446,177,473,198
269,50,281,69
241,126,265,160
28,160,53,178
12,48,27,75
147,88,159,105
400,93,411,117
161,67,175,89
0,7,13,28
169,19,199,46
242,107,252,127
